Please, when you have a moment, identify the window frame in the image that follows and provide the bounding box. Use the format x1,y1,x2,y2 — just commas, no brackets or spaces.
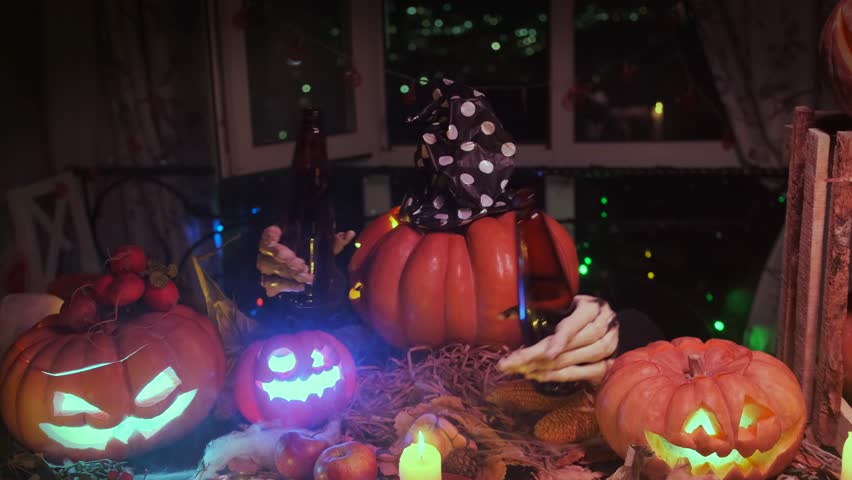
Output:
211,0,385,177
211,0,738,178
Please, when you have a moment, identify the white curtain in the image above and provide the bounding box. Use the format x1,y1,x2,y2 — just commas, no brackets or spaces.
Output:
690,0,836,350
94,0,215,296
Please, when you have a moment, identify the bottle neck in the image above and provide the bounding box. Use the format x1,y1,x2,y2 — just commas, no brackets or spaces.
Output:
300,108,323,134
292,108,329,172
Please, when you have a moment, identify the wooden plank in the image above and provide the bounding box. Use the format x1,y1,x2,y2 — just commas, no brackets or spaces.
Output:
795,128,831,417
814,131,852,445
834,399,852,453
778,106,814,364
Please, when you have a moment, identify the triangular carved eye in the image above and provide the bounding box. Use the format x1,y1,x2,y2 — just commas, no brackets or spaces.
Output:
683,406,722,437
739,397,773,430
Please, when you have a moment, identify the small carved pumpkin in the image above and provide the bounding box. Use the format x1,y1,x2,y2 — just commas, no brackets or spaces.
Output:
0,305,226,462
595,337,806,480
233,331,357,428
349,207,579,349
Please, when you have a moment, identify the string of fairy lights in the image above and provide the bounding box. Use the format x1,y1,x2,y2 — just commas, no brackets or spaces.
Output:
233,1,716,124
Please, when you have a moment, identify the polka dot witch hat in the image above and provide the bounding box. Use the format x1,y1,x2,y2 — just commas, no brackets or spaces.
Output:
399,79,517,230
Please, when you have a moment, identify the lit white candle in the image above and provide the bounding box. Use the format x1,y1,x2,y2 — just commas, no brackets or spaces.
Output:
843,431,852,480
399,431,441,480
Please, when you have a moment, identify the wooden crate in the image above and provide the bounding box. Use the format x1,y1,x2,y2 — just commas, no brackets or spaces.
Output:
777,106,852,453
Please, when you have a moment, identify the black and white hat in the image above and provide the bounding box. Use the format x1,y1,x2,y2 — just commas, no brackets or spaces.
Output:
399,79,517,230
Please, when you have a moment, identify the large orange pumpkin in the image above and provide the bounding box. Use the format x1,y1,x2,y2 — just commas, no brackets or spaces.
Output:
595,337,806,480
820,0,852,116
348,207,579,349
0,305,226,462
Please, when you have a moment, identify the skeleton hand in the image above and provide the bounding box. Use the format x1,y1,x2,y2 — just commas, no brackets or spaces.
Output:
257,225,356,297
497,295,620,385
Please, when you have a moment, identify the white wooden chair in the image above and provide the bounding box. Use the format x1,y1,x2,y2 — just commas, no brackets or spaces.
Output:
6,172,100,292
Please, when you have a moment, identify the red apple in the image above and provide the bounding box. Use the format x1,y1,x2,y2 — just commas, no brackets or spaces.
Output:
275,431,331,480
313,441,377,480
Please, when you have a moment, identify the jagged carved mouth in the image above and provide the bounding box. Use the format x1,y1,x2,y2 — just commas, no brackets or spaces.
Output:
644,426,800,479
257,366,342,402
39,389,197,451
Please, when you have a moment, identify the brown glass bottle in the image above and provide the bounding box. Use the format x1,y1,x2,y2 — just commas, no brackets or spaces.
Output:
278,108,341,315
515,189,583,396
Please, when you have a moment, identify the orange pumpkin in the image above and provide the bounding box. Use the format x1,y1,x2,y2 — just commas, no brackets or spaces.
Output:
595,337,806,480
820,0,852,116
0,305,226,462
348,207,579,349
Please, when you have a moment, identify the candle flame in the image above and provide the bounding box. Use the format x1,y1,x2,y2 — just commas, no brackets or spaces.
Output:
418,431,425,457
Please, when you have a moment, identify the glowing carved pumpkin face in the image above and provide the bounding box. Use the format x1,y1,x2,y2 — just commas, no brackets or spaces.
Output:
0,306,226,462
596,337,806,480
233,331,357,428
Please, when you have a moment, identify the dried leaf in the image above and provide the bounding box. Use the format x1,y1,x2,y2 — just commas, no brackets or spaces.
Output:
476,456,506,480
664,462,716,480
431,395,467,411
605,465,632,480
539,465,604,480
554,445,586,467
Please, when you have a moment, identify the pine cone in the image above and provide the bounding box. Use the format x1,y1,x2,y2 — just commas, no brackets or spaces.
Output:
442,448,480,478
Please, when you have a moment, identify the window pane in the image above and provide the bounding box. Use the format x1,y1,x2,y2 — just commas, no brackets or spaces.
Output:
384,1,550,145
574,1,724,142
244,0,355,146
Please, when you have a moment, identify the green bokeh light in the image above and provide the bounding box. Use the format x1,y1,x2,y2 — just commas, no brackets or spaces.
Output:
724,288,751,316
301,83,312,93
579,264,589,275
745,325,773,352
713,320,725,332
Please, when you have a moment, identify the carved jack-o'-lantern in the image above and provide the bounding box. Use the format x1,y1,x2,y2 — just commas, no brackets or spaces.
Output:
233,331,357,428
595,337,806,480
0,305,226,462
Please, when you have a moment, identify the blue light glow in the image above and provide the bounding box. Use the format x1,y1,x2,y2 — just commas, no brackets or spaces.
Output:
251,207,261,215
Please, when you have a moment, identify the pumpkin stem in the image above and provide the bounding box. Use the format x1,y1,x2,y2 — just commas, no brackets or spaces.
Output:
687,354,704,378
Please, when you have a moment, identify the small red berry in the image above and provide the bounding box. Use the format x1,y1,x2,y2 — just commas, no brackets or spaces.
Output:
107,471,119,480
144,279,180,312
109,245,148,274
108,273,146,306
118,472,134,480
